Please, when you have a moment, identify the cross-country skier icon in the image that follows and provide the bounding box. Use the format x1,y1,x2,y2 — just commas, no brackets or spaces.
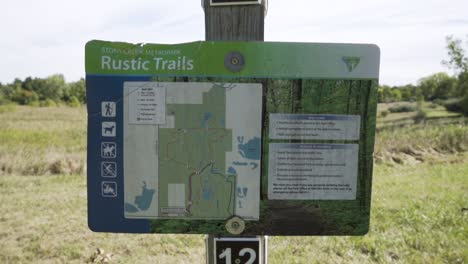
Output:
101,162,116,177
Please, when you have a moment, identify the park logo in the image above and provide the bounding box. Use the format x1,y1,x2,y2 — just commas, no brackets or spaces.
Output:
342,56,361,72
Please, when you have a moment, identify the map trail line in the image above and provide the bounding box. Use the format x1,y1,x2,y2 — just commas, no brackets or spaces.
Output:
186,162,235,215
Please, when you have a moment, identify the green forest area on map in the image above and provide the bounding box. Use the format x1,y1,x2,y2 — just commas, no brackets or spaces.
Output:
158,85,235,219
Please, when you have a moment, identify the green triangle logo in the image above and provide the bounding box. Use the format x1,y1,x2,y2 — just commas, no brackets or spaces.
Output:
342,56,361,72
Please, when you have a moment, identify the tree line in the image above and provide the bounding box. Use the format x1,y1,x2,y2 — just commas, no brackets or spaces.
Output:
0,36,466,115
0,74,85,107
376,35,468,116
378,72,460,103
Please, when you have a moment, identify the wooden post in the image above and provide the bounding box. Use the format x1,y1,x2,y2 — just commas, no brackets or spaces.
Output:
202,0,265,41
203,1,267,263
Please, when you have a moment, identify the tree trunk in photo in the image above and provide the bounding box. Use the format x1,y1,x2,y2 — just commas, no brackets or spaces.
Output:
291,79,302,113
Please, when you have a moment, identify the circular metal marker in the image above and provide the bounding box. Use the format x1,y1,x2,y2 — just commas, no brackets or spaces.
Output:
224,51,245,72
225,216,245,235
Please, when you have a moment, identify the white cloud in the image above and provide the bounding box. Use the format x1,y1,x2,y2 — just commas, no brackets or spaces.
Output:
0,0,467,85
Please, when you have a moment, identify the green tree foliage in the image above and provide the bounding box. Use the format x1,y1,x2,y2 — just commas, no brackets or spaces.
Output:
398,84,414,101
11,89,39,105
442,35,468,116
378,71,460,104
64,78,86,103
377,85,403,103
391,88,402,101
40,74,66,102
0,82,7,104
418,72,456,100
0,75,87,106
443,35,468,73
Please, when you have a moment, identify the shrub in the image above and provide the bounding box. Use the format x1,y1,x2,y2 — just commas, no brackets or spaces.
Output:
388,104,417,113
460,96,468,116
0,90,9,105
443,99,463,113
68,96,81,107
28,101,40,107
413,109,428,124
40,99,57,107
11,89,39,105
380,110,389,118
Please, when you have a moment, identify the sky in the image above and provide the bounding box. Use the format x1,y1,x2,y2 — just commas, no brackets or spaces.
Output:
0,0,467,86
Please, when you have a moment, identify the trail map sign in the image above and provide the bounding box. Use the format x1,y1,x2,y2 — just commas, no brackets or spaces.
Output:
86,40,380,235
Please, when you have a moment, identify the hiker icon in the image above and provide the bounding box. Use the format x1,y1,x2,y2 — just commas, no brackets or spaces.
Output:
101,181,117,197
101,102,116,117
101,162,117,177
102,122,116,137
101,142,116,158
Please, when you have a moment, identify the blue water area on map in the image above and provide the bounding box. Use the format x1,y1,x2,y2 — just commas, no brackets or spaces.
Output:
202,186,213,200
125,203,139,213
250,162,258,169
227,166,237,175
238,137,261,160
124,182,155,213
233,162,248,166
135,183,155,210
202,112,213,128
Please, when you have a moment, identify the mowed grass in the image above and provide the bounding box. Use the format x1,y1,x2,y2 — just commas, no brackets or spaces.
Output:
0,175,204,263
270,161,468,263
0,105,467,263
0,160,466,263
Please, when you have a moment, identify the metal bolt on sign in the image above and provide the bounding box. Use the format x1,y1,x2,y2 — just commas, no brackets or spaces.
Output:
225,52,245,72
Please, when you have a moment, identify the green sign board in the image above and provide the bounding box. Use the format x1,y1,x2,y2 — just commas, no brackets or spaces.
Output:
86,40,380,235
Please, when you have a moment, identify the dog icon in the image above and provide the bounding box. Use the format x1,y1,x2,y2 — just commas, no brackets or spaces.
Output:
104,125,114,134
102,122,116,137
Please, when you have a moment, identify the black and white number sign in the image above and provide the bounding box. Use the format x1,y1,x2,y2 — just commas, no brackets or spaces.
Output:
210,0,261,6
214,238,261,264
